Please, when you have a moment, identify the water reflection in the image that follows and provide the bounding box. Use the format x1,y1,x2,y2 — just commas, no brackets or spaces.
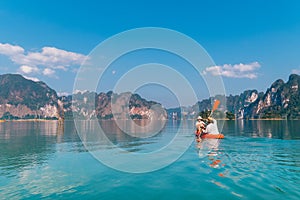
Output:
197,139,220,158
222,120,300,140
75,119,179,153
0,121,83,177
0,122,55,175
195,134,300,199
195,119,300,198
0,119,299,199
1,119,298,177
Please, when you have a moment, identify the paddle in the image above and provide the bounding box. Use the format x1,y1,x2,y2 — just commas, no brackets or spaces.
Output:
210,99,220,117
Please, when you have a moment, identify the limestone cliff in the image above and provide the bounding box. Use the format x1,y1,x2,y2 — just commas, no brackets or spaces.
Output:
0,74,61,119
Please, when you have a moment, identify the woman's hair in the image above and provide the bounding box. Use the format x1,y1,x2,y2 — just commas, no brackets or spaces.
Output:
207,117,214,123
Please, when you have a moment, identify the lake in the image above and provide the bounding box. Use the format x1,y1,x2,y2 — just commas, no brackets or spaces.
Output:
0,120,299,199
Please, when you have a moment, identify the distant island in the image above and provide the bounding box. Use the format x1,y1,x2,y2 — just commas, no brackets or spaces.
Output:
168,74,300,120
0,74,166,120
0,73,299,120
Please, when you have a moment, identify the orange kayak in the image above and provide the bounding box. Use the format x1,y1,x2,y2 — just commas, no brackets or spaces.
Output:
201,133,224,139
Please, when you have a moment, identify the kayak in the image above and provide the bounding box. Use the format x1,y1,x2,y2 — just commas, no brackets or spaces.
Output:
200,133,224,139
195,130,225,140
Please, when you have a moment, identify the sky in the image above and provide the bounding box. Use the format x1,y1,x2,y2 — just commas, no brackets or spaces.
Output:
0,0,300,108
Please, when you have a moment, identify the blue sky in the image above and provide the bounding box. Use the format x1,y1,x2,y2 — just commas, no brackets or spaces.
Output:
0,0,300,107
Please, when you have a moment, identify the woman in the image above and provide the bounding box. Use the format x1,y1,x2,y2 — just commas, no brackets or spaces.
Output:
195,116,206,139
204,117,219,135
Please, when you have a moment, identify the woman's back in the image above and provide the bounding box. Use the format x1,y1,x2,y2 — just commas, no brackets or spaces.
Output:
205,119,219,134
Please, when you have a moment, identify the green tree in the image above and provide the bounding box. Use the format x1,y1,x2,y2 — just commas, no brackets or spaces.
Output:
226,111,235,120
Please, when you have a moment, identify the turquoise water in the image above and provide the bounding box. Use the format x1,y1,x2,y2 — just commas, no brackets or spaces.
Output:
0,120,299,199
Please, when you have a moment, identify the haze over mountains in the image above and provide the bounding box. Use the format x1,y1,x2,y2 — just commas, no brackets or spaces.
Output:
0,74,166,120
170,74,300,120
0,73,299,120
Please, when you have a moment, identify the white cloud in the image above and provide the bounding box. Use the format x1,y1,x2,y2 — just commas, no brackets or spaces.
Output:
23,76,40,82
43,68,55,76
0,42,87,77
13,47,87,68
54,65,68,71
203,62,260,79
19,65,39,74
0,43,24,56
